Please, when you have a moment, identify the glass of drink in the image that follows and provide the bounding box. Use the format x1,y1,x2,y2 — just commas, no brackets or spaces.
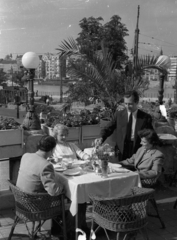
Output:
101,159,108,178
54,157,63,167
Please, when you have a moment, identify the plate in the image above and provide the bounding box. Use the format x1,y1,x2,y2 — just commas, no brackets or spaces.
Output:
63,168,81,176
72,160,88,166
109,163,122,168
53,165,67,172
158,134,177,140
111,169,130,173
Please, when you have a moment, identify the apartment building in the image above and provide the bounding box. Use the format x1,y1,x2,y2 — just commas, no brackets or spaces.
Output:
0,59,18,73
0,53,66,80
42,54,66,79
168,56,177,81
144,68,160,82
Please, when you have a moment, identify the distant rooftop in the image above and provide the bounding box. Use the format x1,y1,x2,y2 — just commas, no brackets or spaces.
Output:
0,59,17,64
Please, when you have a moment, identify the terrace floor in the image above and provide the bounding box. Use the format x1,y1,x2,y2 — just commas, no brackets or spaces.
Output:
1,182,177,240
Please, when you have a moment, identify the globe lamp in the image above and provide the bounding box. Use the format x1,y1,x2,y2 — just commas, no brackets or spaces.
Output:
21,52,41,130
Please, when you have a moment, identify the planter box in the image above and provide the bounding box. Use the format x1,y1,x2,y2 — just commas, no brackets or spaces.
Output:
42,125,81,144
67,127,81,144
0,128,24,159
100,120,116,147
42,123,116,149
81,125,100,141
80,125,101,149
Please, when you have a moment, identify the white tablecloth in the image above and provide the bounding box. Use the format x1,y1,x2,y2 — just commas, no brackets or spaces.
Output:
56,170,141,216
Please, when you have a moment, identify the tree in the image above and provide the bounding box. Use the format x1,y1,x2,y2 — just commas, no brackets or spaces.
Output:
0,69,7,84
56,11,161,116
66,82,92,106
76,16,103,53
14,68,26,87
76,15,129,68
4,54,12,60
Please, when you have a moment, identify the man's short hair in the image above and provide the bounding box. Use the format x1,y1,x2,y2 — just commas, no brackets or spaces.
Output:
124,90,139,103
37,135,56,152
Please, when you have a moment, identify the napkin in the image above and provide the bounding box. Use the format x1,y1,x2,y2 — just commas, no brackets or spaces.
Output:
109,163,130,173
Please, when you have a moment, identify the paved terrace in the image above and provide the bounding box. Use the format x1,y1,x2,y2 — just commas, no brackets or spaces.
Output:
1,182,177,240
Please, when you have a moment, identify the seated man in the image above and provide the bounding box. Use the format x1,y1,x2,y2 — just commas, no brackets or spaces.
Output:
16,135,63,196
120,129,164,179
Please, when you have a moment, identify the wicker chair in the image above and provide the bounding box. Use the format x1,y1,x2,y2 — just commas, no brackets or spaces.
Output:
173,198,177,209
89,187,154,240
8,180,67,240
141,177,165,229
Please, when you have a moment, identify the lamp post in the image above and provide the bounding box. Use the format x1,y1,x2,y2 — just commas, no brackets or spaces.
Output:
59,58,63,103
143,55,171,104
14,93,21,119
21,52,41,130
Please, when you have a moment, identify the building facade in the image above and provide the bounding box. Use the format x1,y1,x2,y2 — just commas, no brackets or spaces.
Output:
168,57,177,82
0,53,67,81
144,68,160,82
0,60,18,74
42,54,66,80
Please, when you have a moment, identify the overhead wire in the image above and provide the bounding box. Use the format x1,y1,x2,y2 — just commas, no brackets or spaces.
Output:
140,33,177,47
138,47,158,53
139,42,177,49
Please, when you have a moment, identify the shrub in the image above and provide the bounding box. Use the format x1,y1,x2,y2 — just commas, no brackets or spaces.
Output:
167,104,177,119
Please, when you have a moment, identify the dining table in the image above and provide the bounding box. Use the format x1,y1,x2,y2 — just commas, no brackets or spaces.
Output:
55,162,141,239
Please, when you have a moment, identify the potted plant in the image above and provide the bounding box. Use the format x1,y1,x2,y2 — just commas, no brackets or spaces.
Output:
0,116,24,158
45,109,101,146
167,104,177,130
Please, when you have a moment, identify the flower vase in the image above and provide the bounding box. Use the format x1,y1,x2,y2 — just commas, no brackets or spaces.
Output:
101,160,108,178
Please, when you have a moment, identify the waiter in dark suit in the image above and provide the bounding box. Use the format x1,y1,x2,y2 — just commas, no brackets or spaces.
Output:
96,90,153,161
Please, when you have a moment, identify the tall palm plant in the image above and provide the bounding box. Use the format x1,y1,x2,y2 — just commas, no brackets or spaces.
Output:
125,55,159,93
56,38,161,116
57,38,127,116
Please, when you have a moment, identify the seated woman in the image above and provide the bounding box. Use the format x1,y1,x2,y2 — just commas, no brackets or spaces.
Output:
121,129,164,179
52,124,90,237
16,135,63,196
52,123,90,161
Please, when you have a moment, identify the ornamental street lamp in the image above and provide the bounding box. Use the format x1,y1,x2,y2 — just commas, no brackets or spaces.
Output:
14,93,21,119
143,55,171,104
21,52,41,130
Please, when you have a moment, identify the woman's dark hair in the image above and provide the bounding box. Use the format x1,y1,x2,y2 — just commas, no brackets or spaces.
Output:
37,135,56,152
138,128,161,146
124,90,139,103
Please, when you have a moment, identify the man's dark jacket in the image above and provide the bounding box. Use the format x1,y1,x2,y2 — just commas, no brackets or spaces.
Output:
101,108,153,159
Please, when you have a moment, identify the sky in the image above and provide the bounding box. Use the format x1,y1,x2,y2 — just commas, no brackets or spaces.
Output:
0,0,177,59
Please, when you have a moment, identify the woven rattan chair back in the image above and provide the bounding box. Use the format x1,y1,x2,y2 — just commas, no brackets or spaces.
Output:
141,177,165,229
141,177,158,188
8,180,67,240
89,187,154,240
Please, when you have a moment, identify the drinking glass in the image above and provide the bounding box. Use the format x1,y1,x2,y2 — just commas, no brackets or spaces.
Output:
54,157,65,168
101,159,108,178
